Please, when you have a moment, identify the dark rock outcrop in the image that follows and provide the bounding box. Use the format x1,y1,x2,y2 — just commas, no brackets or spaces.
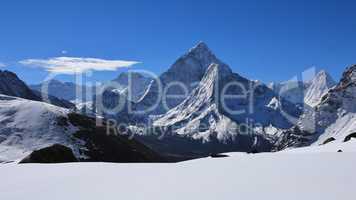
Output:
344,132,356,142
322,137,336,145
19,144,78,164
67,113,166,162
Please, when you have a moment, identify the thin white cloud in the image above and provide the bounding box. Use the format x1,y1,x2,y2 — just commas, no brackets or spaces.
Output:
0,62,6,67
19,57,140,74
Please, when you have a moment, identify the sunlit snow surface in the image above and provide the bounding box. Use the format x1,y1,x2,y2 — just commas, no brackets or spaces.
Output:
1,140,355,200
0,95,82,162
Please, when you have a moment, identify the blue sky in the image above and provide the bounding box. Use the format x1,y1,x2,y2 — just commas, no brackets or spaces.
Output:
0,0,355,84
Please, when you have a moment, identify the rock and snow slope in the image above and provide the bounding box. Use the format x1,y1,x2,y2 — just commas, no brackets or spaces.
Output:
0,95,163,163
154,64,299,137
277,65,356,149
0,95,79,161
135,64,302,155
1,140,355,200
310,65,356,144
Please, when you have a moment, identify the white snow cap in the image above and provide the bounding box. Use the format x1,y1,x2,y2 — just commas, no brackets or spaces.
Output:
304,69,336,107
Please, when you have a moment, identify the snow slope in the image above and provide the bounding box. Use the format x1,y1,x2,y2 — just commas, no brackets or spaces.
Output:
284,138,356,153
0,95,81,161
1,141,355,200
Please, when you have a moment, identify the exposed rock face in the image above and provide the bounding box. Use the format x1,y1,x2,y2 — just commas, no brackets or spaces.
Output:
19,144,78,164
344,132,356,142
67,113,164,162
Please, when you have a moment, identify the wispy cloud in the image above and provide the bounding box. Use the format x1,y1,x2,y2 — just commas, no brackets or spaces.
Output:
19,57,140,74
0,62,6,67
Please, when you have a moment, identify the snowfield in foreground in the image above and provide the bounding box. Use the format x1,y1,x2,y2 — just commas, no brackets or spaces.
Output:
1,140,355,200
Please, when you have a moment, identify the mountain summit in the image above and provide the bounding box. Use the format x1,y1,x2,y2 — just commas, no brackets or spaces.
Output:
134,42,230,116
147,63,303,155
304,70,336,107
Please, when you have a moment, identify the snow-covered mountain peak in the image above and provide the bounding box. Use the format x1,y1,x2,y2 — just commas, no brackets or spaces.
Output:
304,69,336,107
169,41,227,74
133,42,230,115
316,69,327,76
314,70,335,84
277,65,356,149
188,41,211,54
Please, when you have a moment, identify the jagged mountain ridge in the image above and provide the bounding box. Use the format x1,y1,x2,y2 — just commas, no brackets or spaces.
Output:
132,64,302,156
276,65,356,149
153,64,300,141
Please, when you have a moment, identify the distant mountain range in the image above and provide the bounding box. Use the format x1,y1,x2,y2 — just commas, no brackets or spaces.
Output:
0,42,355,162
0,70,74,109
0,71,168,163
30,79,93,102
269,70,336,107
